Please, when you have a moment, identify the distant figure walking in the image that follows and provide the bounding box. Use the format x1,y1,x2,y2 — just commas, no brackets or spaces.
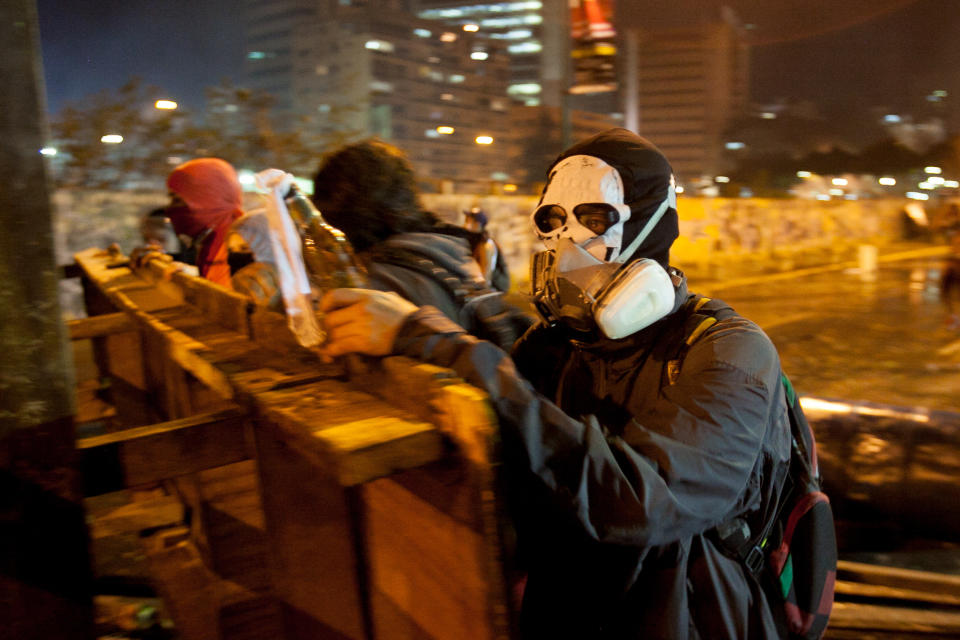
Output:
940,205,960,329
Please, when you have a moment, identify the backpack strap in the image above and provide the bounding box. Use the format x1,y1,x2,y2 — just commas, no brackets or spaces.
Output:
665,296,733,385
667,295,795,576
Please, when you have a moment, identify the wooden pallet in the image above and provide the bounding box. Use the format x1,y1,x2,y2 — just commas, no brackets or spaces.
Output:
72,248,512,640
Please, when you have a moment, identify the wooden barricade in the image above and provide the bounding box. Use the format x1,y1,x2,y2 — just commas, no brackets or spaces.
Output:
71,247,513,640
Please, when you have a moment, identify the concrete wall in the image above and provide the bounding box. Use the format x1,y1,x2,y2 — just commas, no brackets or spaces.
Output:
53,189,915,315
423,193,910,282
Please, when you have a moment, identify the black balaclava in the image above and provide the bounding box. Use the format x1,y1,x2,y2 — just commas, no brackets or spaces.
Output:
547,128,678,268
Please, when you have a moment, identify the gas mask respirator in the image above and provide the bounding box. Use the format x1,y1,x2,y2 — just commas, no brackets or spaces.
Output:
529,154,678,340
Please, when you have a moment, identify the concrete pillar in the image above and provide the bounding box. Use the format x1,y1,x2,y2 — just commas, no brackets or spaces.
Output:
0,1,95,638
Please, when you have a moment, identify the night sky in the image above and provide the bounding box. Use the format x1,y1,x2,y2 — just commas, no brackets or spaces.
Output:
37,0,243,113
37,0,960,135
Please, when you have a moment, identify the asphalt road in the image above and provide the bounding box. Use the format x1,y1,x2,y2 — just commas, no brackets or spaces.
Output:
699,254,960,414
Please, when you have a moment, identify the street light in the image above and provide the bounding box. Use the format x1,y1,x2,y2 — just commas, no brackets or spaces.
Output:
100,134,123,144
155,99,178,110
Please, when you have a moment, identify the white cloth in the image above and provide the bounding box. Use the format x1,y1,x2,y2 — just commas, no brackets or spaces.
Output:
255,169,323,348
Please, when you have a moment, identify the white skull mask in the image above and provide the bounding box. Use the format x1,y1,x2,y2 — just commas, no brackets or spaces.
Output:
530,155,632,261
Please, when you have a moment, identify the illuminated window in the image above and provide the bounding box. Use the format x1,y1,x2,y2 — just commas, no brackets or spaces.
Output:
463,24,479,32
448,74,465,83
440,32,458,42
476,135,494,145
508,83,541,96
247,51,267,60
365,39,395,52
725,142,745,150
441,93,455,101
413,28,431,38
508,41,542,54
315,65,329,75
369,80,394,93
437,126,455,134
470,51,489,60
490,29,533,40
481,15,542,27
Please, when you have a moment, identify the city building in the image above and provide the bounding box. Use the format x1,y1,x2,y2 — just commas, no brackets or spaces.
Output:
624,10,750,187
241,0,513,190
412,0,571,109
505,104,619,187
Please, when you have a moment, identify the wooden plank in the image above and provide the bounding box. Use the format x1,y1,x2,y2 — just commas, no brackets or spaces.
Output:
254,379,444,487
248,306,317,356
112,290,235,400
253,420,370,640
76,408,246,449
87,495,185,539
77,408,252,486
363,466,504,640
67,311,135,340
141,527,283,640
172,269,252,336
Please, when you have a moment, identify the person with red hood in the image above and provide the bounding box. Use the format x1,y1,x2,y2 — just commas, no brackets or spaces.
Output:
165,158,245,287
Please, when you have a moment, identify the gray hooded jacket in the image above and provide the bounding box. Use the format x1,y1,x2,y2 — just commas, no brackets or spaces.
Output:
391,275,792,639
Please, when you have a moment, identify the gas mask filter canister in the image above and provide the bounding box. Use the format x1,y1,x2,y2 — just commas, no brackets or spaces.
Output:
530,238,676,339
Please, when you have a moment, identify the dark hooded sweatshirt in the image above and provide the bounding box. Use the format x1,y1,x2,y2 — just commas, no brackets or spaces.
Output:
392,286,790,638
387,129,792,638
360,231,531,352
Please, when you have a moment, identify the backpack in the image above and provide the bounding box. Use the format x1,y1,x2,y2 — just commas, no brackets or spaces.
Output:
668,295,838,640
367,245,531,351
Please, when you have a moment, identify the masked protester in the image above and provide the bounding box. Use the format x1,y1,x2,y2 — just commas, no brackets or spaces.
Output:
319,128,791,639
165,158,245,287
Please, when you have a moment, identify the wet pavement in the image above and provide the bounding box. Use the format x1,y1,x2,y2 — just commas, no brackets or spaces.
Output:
694,248,960,413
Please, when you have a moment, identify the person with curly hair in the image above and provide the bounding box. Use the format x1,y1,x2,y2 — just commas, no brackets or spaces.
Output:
312,139,530,350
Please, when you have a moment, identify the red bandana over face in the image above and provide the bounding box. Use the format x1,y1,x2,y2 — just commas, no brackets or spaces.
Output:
166,158,244,282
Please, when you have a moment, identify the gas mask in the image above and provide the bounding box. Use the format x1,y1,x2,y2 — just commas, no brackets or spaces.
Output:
529,154,678,339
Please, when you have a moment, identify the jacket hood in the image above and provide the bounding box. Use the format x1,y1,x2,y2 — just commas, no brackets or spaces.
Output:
374,232,486,285
550,128,678,267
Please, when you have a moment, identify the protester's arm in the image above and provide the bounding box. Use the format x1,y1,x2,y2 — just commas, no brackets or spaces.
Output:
321,289,782,548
